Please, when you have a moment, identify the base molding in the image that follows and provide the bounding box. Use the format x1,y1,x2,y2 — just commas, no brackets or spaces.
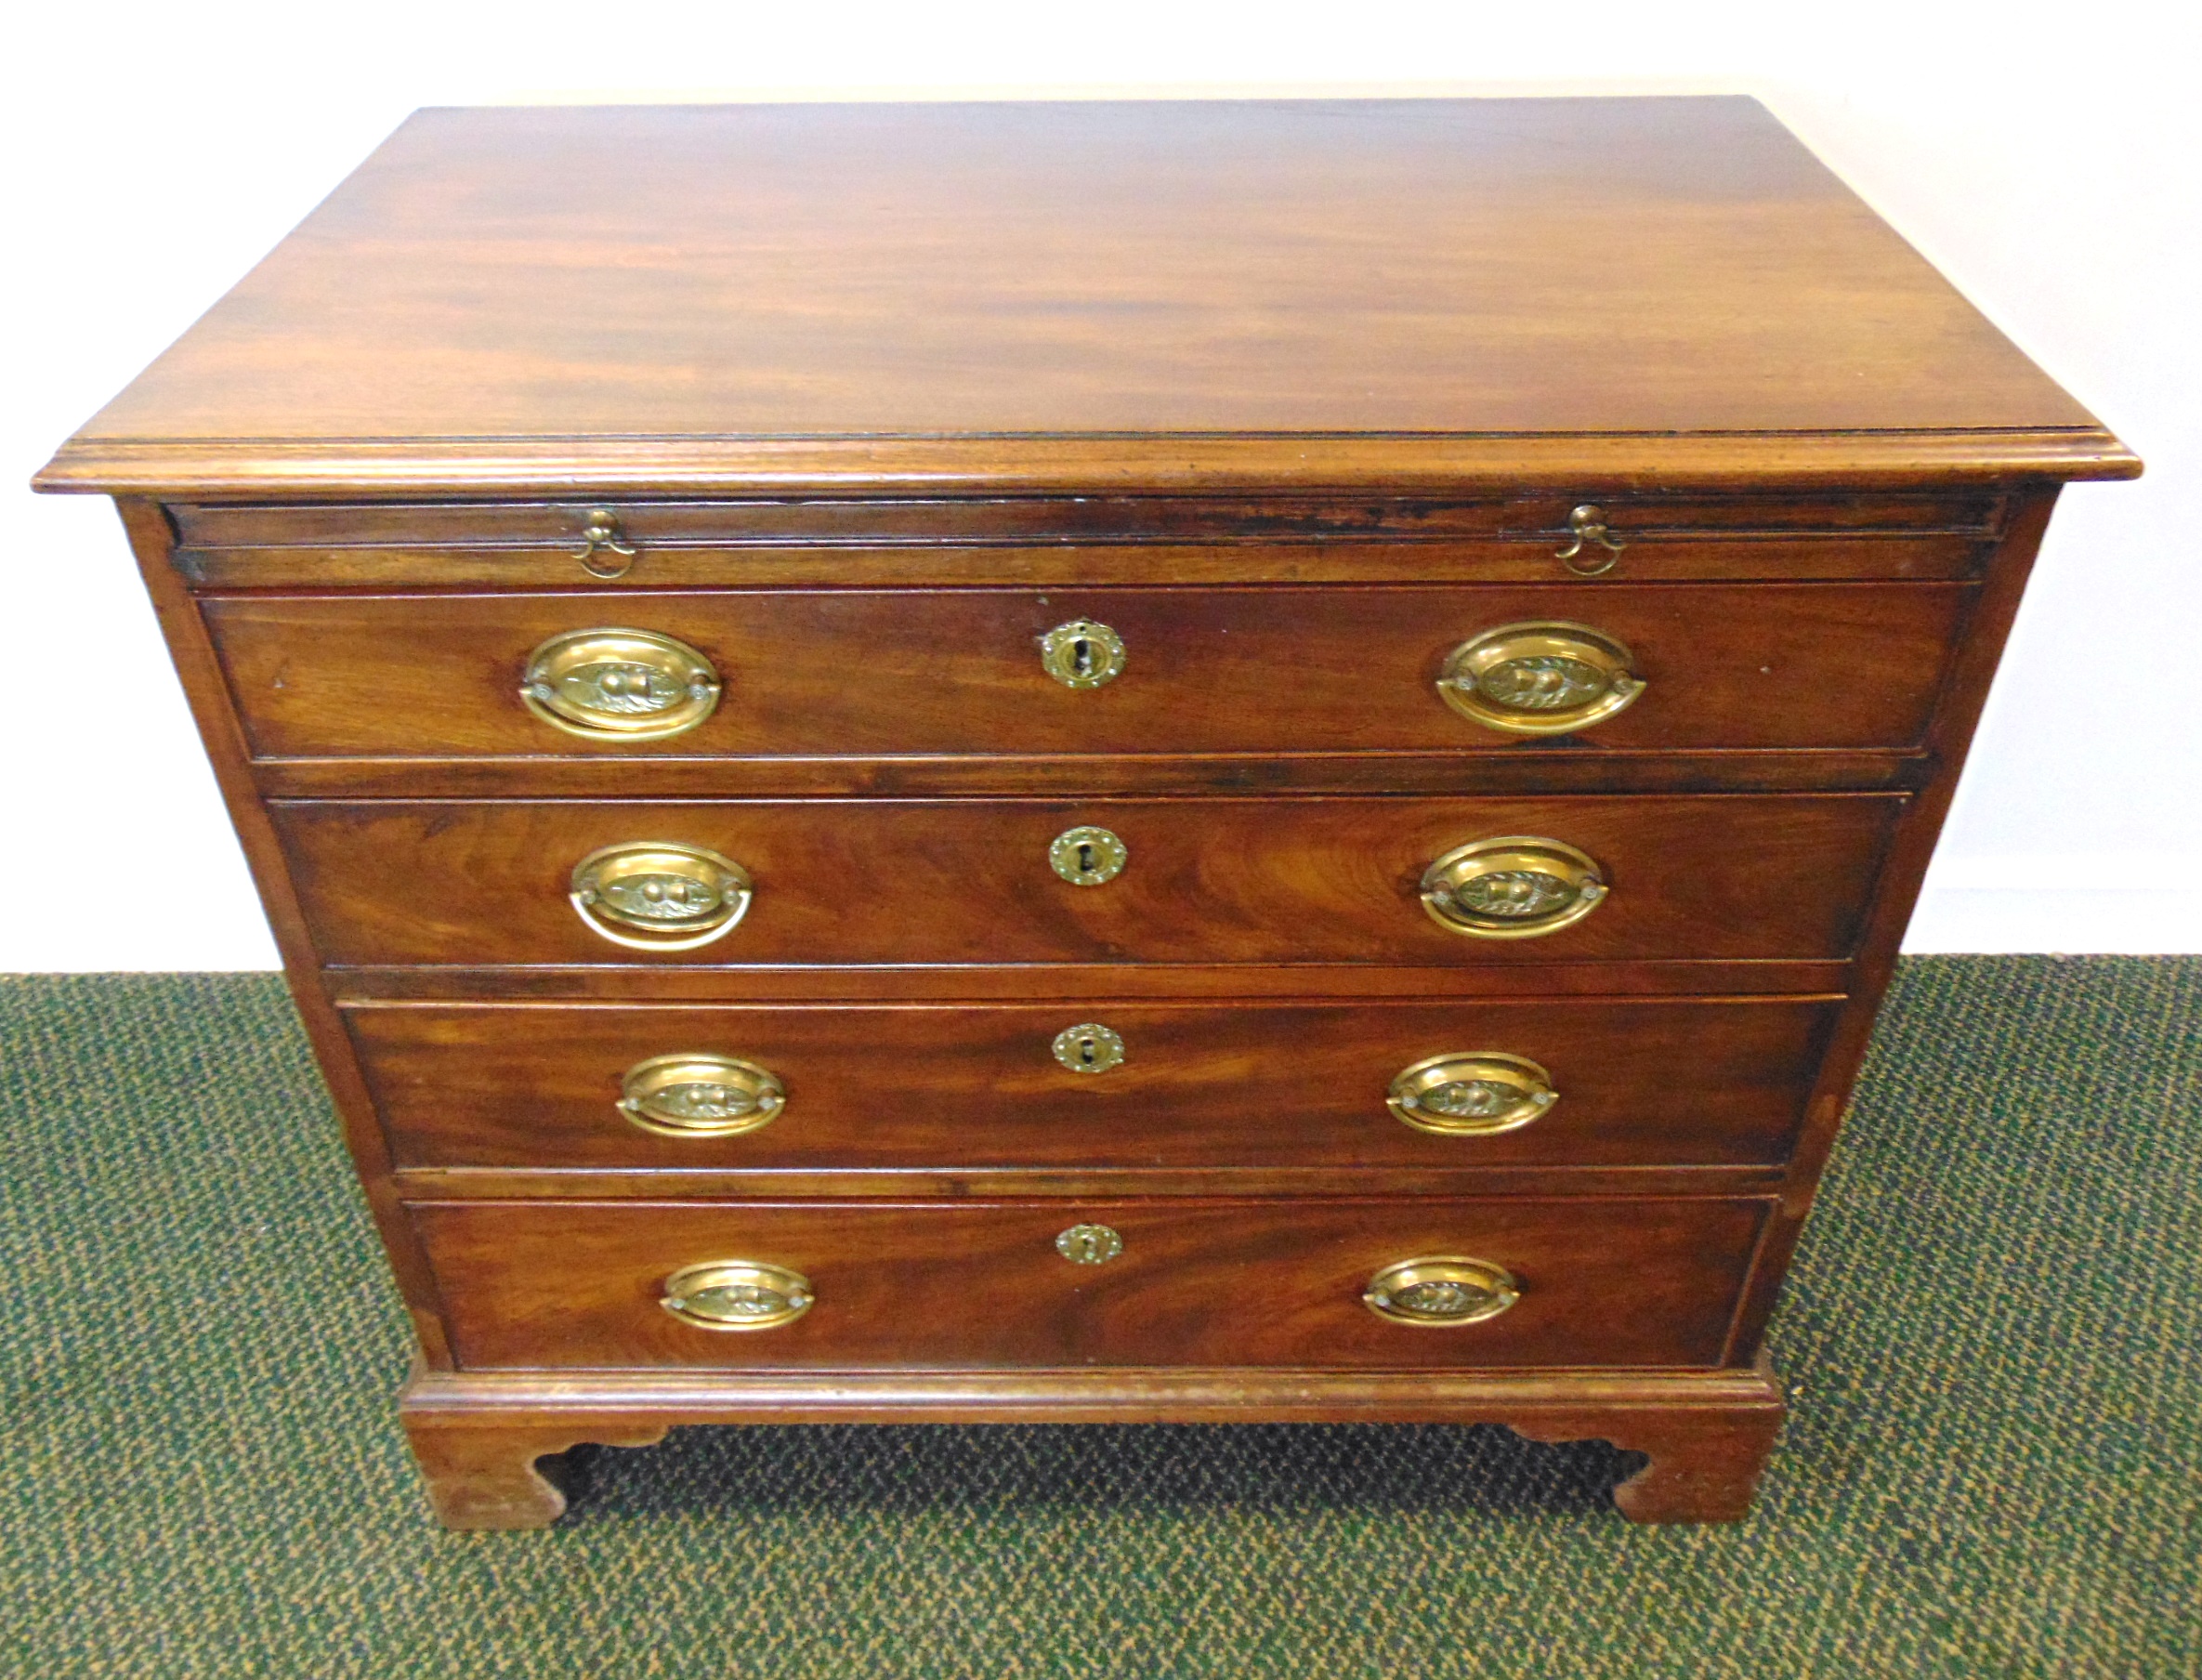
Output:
399,1359,1785,1529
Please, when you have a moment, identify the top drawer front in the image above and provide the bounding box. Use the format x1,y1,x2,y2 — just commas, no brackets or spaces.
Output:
170,492,2003,588
204,584,1969,761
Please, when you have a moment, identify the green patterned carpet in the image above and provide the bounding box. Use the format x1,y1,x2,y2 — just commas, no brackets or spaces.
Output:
2,960,2196,1678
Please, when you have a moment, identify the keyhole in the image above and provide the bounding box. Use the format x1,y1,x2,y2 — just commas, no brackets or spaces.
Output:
1070,637,1094,676
1050,825,1125,886
1051,1020,1123,1073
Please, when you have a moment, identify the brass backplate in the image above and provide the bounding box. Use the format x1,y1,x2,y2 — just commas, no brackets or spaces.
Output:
661,1260,814,1331
521,626,720,741
1387,1051,1557,1135
1420,835,1606,939
620,1052,785,1136
1363,1256,1520,1325
1437,620,1643,737
569,841,754,952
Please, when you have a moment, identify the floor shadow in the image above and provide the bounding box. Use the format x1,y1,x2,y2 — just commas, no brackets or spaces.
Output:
554,1423,1643,1523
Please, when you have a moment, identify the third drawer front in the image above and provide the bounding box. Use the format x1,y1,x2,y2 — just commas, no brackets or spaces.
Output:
350,996,1840,1169
273,794,1904,966
409,1196,1771,1371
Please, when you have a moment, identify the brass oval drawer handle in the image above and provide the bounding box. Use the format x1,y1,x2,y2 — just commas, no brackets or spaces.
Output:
1040,619,1127,688
1050,825,1128,886
1421,835,1606,939
569,842,754,952
1388,1052,1556,1135
1053,1022,1126,1074
1364,1256,1520,1326
520,627,722,742
620,1052,785,1136
661,1260,813,1331
1437,622,1643,737
573,507,638,578
1554,503,1625,575
1056,1223,1124,1265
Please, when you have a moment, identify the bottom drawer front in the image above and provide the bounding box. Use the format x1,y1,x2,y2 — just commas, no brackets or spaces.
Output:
412,1198,1768,1372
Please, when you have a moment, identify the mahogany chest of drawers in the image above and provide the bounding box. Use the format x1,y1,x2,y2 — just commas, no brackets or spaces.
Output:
37,97,2136,1526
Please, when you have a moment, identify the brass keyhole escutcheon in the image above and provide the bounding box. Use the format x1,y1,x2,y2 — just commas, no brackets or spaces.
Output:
661,1260,813,1331
1039,619,1127,689
1052,1022,1125,1074
1436,622,1644,738
619,1052,785,1137
1056,1224,1124,1265
1050,825,1128,886
1363,1256,1519,1326
1387,1052,1556,1135
1420,835,1606,940
520,627,722,742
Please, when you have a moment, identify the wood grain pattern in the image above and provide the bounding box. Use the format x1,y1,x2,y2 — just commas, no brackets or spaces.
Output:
408,1196,1771,1372
270,794,1904,968
329,958,1855,1004
177,533,1997,591
345,994,1840,1171
37,98,2143,1526
42,430,2138,498
390,1165,1789,1202
247,750,1933,803
203,584,1970,761
1722,484,2073,1358
398,1360,1787,1527
170,488,2009,551
113,500,459,1370
35,99,2135,500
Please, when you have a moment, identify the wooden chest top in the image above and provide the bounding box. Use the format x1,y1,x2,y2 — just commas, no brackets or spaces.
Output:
35,98,2135,497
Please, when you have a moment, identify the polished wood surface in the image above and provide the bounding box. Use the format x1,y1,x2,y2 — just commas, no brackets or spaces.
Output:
172,489,2012,546
397,1360,1788,1526
409,1196,1770,1371
206,584,1970,761
332,957,1855,1003
172,489,2001,588
41,99,2139,1526
36,100,2135,498
346,995,1840,1171
272,794,1903,967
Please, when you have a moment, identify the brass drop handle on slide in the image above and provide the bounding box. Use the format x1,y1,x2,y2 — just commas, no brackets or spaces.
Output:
1553,503,1625,575
573,507,639,578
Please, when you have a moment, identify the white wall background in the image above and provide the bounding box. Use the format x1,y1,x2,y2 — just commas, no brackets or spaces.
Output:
7,2,2198,970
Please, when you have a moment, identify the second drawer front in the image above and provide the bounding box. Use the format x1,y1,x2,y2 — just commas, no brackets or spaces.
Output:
203,584,1969,759
351,996,1839,1169
274,794,1903,967
410,1196,1770,1372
